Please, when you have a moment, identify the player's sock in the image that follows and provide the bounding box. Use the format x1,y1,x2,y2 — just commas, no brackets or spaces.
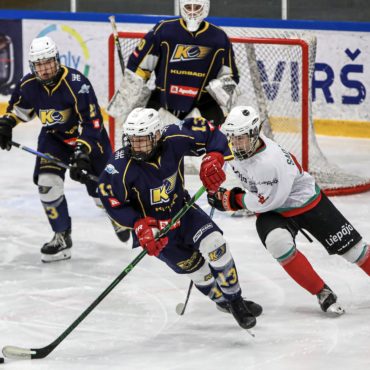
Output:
281,250,325,294
358,246,370,275
41,195,71,232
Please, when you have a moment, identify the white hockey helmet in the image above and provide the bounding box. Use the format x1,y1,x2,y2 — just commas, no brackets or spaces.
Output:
222,106,262,160
29,36,61,85
179,0,210,32
123,108,164,160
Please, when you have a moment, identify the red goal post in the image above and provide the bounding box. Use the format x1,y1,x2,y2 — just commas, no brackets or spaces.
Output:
108,31,370,196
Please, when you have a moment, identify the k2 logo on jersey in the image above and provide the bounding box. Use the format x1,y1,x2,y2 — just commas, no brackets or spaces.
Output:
170,44,211,62
39,109,70,126
150,171,177,205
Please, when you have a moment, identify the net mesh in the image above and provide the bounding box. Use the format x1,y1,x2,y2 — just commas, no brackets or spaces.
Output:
108,29,370,195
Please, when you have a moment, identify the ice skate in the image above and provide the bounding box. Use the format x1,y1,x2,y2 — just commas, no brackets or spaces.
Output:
41,229,72,263
227,297,257,329
317,284,345,316
217,298,263,317
111,220,131,243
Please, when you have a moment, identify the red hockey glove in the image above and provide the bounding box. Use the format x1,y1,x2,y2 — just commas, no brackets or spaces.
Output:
207,187,245,212
199,152,225,194
134,217,169,256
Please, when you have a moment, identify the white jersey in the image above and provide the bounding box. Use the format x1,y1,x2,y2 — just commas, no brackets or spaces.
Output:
230,135,320,215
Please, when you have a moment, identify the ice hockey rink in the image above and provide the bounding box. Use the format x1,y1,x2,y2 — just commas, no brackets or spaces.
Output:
0,120,369,370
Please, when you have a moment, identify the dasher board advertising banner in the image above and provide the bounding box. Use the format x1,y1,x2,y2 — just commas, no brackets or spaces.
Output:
16,15,370,137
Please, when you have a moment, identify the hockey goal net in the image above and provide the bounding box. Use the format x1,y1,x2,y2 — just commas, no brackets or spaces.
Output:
108,29,370,196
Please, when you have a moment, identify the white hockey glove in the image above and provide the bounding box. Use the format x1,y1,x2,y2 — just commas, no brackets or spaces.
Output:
107,69,151,119
206,75,241,113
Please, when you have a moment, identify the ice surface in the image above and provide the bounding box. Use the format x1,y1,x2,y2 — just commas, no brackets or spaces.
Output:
0,121,369,369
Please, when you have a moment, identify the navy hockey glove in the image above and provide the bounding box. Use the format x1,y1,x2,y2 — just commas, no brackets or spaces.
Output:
0,116,16,151
70,143,92,184
207,187,245,212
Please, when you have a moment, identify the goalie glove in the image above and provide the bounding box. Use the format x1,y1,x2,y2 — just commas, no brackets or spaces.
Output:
207,187,245,212
70,143,92,184
0,116,16,151
206,75,240,112
107,69,151,119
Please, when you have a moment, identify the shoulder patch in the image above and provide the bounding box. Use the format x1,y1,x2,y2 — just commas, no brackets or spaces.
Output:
105,164,119,175
114,149,125,160
70,73,82,82
78,84,91,94
108,197,122,208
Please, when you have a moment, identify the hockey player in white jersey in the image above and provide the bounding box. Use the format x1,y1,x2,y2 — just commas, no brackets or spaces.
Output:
207,106,370,315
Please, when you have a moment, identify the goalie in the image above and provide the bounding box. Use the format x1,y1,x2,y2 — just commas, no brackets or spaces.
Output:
108,0,241,127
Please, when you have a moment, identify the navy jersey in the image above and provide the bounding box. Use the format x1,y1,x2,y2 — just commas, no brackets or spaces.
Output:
127,18,239,113
4,66,107,156
98,117,233,228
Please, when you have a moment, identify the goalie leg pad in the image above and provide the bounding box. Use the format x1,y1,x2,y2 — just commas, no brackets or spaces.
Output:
107,69,151,118
265,227,296,263
184,107,202,119
158,108,180,125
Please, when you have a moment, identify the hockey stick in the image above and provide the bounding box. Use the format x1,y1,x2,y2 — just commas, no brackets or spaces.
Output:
175,281,194,316
109,15,125,75
10,141,99,182
107,15,126,113
2,185,206,361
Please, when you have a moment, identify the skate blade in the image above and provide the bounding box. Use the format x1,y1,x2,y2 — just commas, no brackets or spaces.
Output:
41,249,71,263
326,303,346,316
247,329,255,338
231,209,255,218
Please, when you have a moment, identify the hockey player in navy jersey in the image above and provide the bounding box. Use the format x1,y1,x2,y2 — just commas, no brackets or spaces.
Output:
98,107,262,330
108,0,241,127
0,36,130,262
208,106,370,315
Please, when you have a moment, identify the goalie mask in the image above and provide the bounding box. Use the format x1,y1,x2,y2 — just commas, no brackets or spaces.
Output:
29,36,61,86
179,0,210,32
221,106,262,160
123,108,164,161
